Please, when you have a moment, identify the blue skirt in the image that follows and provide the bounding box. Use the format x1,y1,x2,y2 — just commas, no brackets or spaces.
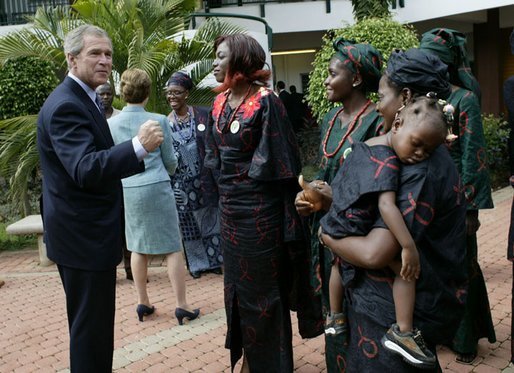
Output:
123,181,182,255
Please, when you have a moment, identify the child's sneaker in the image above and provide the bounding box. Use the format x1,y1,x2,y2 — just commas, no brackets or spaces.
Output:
381,323,436,369
324,312,346,336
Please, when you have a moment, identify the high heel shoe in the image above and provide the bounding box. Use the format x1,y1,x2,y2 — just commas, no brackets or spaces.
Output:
175,307,200,325
136,304,155,322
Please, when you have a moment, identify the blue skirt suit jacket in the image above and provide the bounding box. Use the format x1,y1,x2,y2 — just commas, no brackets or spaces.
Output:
108,106,182,254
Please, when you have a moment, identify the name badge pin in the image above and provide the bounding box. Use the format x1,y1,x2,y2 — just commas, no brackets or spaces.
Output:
230,120,240,134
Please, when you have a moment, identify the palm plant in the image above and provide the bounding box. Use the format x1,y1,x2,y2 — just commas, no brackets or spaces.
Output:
0,0,242,214
0,115,40,215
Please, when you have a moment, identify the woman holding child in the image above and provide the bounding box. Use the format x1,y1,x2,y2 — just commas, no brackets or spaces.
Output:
297,48,468,371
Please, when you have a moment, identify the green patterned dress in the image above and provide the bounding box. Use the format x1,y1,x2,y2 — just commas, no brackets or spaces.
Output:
310,104,383,372
447,87,496,355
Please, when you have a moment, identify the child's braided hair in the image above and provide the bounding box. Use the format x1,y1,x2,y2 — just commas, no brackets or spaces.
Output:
395,92,456,142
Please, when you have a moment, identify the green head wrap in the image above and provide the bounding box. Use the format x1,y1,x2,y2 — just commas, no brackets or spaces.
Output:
332,38,383,93
419,28,481,101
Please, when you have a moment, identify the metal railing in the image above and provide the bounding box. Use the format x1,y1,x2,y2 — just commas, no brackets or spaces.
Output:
206,0,309,9
204,0,405,15
1,0,405,26
1,0,71,26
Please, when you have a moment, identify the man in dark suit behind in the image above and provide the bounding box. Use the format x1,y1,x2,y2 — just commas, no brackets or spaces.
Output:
289,85,307,132
276,80,291,106
37,24,164,372
276,80,294,121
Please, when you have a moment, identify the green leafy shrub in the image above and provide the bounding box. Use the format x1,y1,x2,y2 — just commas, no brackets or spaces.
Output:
306,17,419,122
351,0,393,21
0,57,59,119
482,114,510,189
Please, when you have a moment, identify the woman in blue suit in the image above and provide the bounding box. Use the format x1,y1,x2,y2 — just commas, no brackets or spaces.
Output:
109,68,200,324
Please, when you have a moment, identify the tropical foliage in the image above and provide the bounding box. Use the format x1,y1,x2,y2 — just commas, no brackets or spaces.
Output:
0,57,58,120
482,114,510,189
0,56,53,215
351,0,394,21
306,17,419,122
0,0,241,214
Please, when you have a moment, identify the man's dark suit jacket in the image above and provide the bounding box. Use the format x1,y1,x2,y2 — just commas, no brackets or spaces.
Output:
278,90,291,109
279,90,295,124
37,77,144,271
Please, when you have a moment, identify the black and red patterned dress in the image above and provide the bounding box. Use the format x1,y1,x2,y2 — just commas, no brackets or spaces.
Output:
205,86,317,372
320,143,399,240
320,143,400,289
343,146,468,372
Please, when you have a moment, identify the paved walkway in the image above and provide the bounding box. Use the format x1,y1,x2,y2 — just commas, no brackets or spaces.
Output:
0,187,513,372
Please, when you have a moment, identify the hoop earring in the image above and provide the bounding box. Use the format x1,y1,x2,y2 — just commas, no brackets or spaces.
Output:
394,105,405,120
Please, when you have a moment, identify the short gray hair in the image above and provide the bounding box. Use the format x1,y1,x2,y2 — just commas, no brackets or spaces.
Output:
64,24,112,68
96,82,114,93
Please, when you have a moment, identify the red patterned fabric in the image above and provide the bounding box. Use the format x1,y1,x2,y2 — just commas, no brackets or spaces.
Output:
205,87,322,372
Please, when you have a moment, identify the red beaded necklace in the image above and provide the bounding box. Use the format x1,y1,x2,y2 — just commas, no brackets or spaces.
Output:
215,85,253,134
322,100,371,158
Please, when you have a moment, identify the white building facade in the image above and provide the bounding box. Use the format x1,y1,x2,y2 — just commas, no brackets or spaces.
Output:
2,0,513,114
200,0,514,114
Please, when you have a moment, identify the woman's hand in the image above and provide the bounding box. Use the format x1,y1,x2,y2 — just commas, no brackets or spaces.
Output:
295,175,333,216
295,190,315,216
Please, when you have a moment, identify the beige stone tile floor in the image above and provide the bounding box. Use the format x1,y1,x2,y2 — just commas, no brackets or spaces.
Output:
0,186,513,372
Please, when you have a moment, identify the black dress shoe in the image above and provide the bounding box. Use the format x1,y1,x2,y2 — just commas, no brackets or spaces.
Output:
211,268,223,275
190,271,201,279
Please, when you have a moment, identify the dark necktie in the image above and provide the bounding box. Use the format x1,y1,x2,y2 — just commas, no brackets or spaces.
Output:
95,93,106,117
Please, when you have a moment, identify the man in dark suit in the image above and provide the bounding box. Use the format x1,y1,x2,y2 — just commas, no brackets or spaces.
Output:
288,85,307,132
277,80,295,124
276,80,291,109
37,24,163,372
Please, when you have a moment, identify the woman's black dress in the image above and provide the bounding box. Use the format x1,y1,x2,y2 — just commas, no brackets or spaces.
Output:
205,87,318,372
320,143,400,240
341,146,468,372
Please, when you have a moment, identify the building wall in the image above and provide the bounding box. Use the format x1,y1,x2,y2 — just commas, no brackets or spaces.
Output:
272,52,316,93
0,24,26,36
3,0,514,114
207,0,514,35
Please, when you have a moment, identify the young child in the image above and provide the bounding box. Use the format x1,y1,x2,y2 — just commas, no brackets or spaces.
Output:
316,95,454,369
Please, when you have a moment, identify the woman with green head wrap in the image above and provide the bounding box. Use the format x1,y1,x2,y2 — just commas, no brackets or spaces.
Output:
420,28,481,100
296,37,383,372
420,28,496,365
